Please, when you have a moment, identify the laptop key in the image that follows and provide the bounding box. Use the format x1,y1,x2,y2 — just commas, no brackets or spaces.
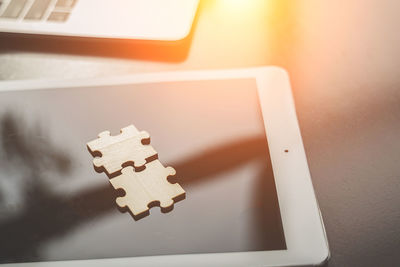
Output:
1,0,28,19
24,0,51,20
47,11,69,22
55,0,76,9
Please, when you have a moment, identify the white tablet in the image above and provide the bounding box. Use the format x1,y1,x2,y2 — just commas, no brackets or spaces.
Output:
0,67,329,267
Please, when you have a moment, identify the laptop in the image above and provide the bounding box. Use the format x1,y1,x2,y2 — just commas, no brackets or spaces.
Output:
0,0,199,40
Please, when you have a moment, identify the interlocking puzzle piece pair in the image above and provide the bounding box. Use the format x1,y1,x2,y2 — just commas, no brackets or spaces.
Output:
87,125,185,219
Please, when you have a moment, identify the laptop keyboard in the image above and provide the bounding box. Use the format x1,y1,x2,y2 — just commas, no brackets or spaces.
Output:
0,0,77,22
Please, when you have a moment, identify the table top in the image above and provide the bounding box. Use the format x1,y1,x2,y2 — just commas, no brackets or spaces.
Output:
1,0,399,266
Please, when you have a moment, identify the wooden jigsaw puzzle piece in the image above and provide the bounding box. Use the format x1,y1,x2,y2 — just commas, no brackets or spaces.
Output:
110,167,154,215
109,161,185,217
87,125,140,151
87,125,157,177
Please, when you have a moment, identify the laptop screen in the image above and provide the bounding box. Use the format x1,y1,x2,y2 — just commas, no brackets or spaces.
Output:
0,78,286,263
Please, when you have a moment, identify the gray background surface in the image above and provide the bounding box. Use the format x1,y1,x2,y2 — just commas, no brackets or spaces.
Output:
1,0,399,266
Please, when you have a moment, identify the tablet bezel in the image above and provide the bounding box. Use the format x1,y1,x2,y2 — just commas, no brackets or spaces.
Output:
0,67,329,267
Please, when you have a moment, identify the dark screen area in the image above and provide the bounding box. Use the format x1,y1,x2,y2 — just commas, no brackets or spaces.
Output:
0,79,286,263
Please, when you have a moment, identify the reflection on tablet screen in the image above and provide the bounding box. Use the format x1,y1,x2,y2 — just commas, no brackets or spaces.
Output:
0,79,286,263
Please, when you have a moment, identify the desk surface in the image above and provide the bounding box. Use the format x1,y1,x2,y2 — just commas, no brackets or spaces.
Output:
1,0,399,266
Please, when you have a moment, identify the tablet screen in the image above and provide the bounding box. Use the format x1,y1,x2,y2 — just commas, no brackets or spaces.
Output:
0,78,286,263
